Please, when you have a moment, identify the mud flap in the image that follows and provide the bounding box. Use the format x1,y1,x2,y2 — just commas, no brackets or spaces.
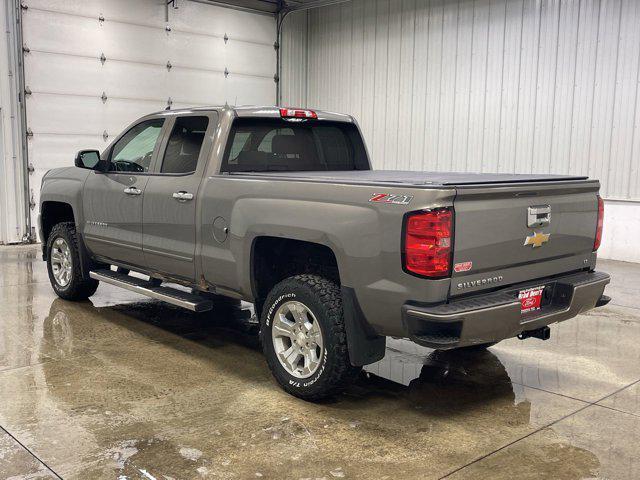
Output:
76,229,106,281
341,286,386,366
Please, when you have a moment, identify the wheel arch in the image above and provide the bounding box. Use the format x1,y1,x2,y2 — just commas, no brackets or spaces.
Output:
251,236,385,367
41,201,101,280
41,201,76,258
250,236,341,305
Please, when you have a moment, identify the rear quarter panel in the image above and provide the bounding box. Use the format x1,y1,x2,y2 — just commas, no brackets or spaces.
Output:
198,175,456,336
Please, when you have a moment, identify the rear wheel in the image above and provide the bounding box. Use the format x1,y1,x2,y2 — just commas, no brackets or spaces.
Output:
260,274,361,400
46,222,99,301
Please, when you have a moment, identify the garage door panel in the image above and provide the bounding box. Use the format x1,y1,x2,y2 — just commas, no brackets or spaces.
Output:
19,0,276,241
29,135,106,171
24,10,179,68
27,0,165,26
226,76,275,105
28,134,104,217
28,95,106,135
171,1,275,45
225,41,276,77
24,11,255,77
27,94,164,136
167,70,226,105
101,63,169,100
95,62,169,100
167,33,226,72
98,22,177,66
102,101,168,134
23,10,104,58
25,53,171,100
28,0,277,46
25,52,101,96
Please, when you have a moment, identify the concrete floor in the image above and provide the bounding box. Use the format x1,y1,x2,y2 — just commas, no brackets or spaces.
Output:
0,246,639,480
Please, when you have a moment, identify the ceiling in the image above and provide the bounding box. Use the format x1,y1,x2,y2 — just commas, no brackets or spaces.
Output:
192,0,350,15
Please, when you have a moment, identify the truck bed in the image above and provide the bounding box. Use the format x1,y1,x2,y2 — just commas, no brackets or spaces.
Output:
230,170,588,187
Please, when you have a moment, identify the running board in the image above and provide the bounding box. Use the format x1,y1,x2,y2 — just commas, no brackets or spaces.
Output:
89,269,213,312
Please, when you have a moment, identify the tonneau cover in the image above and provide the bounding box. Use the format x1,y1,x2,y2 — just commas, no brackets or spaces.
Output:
231,170,588,186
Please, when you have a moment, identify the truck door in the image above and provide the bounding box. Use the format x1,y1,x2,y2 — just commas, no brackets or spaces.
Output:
142,113,217,281
83,118,165,268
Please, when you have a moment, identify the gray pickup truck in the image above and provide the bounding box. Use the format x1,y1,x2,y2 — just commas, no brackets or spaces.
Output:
39,106,610,400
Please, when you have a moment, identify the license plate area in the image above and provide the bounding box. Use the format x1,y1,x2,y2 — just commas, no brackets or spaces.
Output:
519,286,545,314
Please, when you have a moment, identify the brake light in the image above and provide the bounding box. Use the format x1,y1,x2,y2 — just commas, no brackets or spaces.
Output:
403,208,453,277
279,108,317,119
594,196,604,251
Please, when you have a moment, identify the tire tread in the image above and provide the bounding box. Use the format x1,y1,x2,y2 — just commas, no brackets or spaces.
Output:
261,274,361,400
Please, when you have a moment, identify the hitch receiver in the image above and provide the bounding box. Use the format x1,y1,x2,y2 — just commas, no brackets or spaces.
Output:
518,326,551,341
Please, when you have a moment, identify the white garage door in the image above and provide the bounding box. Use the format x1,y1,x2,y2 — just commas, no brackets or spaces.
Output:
21,0,276,240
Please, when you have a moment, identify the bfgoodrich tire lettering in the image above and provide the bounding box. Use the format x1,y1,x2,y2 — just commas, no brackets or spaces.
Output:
260,274,361,400
46,222,99,301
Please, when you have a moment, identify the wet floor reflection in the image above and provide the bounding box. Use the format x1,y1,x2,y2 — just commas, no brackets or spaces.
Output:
0,248,637,478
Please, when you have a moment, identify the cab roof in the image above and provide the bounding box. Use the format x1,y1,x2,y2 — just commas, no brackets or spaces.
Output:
150,105,354,123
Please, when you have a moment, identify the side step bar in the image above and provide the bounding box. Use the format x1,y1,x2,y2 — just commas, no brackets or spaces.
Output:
89,269,213,312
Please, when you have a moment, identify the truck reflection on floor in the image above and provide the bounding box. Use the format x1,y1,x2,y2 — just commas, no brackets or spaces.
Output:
35,297,606,480
42,298,524,416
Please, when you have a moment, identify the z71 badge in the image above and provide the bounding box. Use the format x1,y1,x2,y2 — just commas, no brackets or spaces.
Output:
369,193,413,205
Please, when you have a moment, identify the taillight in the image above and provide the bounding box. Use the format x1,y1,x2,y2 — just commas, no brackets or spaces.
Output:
279,108,317,119
403,208,453,277
594,196,604,251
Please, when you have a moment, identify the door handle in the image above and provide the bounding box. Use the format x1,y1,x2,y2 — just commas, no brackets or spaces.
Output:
527,205,551,228
172,191,194,202
123,187,142,196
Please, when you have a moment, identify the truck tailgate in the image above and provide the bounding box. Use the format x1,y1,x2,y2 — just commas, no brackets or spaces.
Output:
450,180,600,296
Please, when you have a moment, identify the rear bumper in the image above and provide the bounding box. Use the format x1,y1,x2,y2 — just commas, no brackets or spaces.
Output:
402,270,610,349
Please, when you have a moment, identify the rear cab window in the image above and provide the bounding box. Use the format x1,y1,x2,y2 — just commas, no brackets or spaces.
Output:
221,118,369,172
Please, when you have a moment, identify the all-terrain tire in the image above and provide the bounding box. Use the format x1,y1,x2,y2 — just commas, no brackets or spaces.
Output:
260,274,361,401
46,222,99,301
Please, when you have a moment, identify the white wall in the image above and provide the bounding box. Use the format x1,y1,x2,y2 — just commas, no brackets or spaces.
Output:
598,201,640,264
280,8,308,107
281,0,640,262
2,0,277,243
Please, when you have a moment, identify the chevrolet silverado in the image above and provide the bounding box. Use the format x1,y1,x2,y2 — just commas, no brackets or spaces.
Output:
39,106,611,400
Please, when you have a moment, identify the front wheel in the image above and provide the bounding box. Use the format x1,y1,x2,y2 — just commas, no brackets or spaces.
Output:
260,274,361,400
46,222,99,301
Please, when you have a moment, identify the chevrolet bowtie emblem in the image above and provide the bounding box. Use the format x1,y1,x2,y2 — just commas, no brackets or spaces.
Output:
524,231,550,248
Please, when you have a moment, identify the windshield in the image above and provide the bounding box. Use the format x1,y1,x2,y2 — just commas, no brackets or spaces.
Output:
221,118,369,172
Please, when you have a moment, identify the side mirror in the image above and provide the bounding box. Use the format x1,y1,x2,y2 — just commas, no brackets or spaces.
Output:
75,150,104,171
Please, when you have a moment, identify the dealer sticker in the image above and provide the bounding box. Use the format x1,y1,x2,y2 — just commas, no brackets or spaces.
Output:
519,286,544,314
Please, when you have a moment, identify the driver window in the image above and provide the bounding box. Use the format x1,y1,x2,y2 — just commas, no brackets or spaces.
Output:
110,118,164,172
